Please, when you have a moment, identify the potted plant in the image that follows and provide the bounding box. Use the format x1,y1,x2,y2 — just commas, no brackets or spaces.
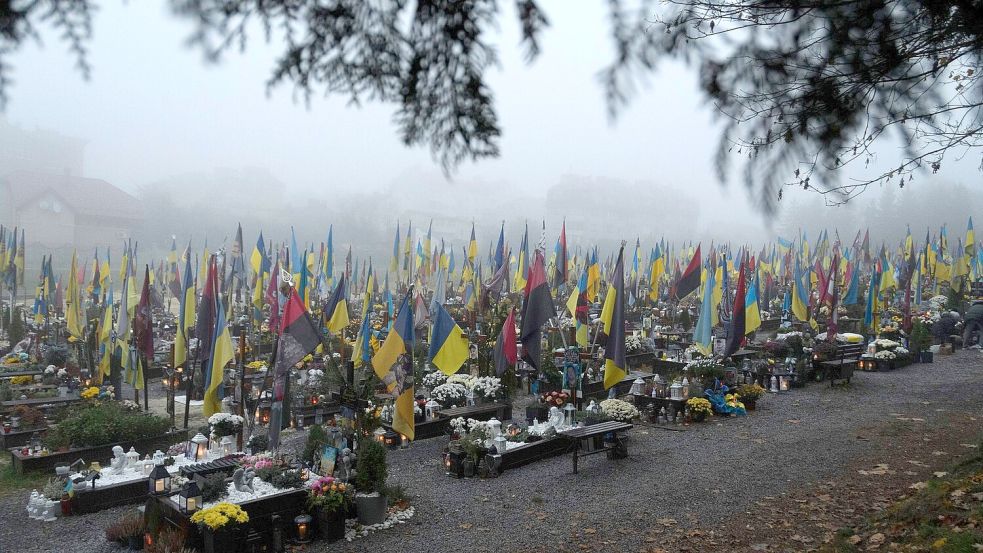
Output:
307,476,350,541
735,383,765,411
207,413,244,441
910,320,933,363
686,397,712,422
354,439,388,526
104,512,145,550
190,502,249,553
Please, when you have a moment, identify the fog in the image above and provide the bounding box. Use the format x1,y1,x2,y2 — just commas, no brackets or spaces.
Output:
3,0,981,266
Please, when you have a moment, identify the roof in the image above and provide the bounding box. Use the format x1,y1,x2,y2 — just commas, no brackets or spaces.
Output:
1,170,143,221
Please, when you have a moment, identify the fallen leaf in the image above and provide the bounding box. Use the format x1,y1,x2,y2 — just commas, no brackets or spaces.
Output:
787,419,801,424
868,532,885,546
848,535,863,545
909,482,928,490
583,528,597,534
934,472,948,478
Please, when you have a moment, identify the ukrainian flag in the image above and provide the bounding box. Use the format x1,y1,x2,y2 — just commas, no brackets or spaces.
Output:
373,290,416,440
324,275,350,333
428,303,468,376
174,253,196,368
203,300,234,417
745,270,762,334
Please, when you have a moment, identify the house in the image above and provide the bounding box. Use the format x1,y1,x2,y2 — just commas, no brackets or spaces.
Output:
0,170,144,251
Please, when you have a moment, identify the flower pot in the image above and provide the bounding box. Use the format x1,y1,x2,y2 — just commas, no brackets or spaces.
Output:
691,412,707,423
60,496,73,516
743,398,757,411
203,528,239,553
317,507,347,541
463,458,475,478
920,351,933,363
127,535,144,550
355,493,388,526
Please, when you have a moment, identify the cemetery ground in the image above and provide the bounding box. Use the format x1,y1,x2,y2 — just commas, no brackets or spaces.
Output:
1,351,981,553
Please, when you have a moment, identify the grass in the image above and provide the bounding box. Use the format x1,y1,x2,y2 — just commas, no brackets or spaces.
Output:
0,457,48,495
823,441,983,552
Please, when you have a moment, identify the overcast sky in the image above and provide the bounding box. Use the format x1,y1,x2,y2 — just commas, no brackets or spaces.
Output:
5,0,980,246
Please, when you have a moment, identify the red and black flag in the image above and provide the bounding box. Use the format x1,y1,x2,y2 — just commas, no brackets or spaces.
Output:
195,256,218,368
520,250,554,370
673,244,702,300
270,287,322,449
494,308,518,377
134,265,155,360
553,221,568,288
724,252,747,358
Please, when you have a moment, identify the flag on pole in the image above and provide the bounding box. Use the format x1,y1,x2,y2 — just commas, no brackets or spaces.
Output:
674,244,702,300
323,275,350,333
520,250,554,370
66,251,85,339
493,308,517,377
373,289,416,440
268,287,322,448
601,246,627,390
724,253,747,357
693,254,716,355
428,303,468,376
175,251,196,368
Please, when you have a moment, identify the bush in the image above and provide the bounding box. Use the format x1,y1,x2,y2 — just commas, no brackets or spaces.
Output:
910,320,932,352
45,402,171,450
812,341,839,360
12,405,46,428
355,439,387,494
105,512,144,544
7,307,25,346
271,470,304,490
200,473,229,503
302,424,327,466
247,434,269,453
43,345,69,368
382,482,410,506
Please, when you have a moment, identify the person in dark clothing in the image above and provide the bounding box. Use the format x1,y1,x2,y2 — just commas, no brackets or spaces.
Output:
963,301,983,346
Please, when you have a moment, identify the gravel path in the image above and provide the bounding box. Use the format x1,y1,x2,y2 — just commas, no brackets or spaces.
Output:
2,351,981,553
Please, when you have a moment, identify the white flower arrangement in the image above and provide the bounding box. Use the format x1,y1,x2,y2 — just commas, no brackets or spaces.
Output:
208,413,244,436
929,295,948,310
307,368,324,383
448,417,487,435
449,417,467,434
874,350,897,360
874,339,901,350
599,399,640,422
626,335,643,352
56,368,68,378
470,376,502,399
430,383,468,407
421,371,447,390
447,374,475,388
44,366,56,375
120,400,140,411
894,347,909,356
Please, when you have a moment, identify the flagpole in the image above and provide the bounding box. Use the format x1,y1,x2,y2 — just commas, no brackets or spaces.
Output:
183,347,199,430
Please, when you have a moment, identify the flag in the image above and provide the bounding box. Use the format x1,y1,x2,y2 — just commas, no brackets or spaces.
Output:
674,244,702,300
724,253,747,357
251,232,270,277
693,254,716,355
791,256,811,324
587,248,601,301
65,251,85,339
553,221,568,288
353,312,373,369
520,250,554,370
195,256,219,376
373,289,416,440
391,224,401,274
565,268,589,347
864,269,881,329
513,223,529,291
134,265,154,361
269,287,322,447
494,223,505,271
649,245,665,301
428,303,468,376
265,261,281,331
175,252,196,368
842,262,860,305
323,275,350,333
745,264,762,334
600,246,627,390
493,308,517,376
468,223,478,265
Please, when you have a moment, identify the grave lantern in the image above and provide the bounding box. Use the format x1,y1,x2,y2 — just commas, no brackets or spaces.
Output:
294,412,305,430
294,514,312,544
148,464,171,495
493,435,508,454
487,417,502,439
125,447,140,469
178,481,202,514
769,375,779,393
186,433,209,461
383,430,400,449
563,403,576,427
400,434,409,449
220,435,234,456
425,399,440,420
373,427,386,444
779,374,791,392
669,380,684,401
629,378,645,396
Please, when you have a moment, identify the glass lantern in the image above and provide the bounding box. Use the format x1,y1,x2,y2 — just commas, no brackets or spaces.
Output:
148,464,171,495
629,378,645,396
669,381,684,400
220,435,234,456
178,481,202,513
563,403,576,427
186,433,209,461
373,427,386,444
125,447,140,469
779,374,791,392
487,417,502,439
425,400,440,420
294,514,312,543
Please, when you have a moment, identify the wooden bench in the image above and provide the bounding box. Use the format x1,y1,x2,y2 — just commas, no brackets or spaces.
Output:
818,343,863,386
559,421,632,474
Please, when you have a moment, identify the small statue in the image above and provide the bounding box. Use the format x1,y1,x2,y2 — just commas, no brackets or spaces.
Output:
27,490,40,519
110,445,127,474
547,406,564,429
232,468,255,493
335,447,355,483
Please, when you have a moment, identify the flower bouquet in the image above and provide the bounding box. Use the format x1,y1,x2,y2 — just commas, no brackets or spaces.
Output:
307,475,351,539
208,413,245,438
686,397,712,422
541,390,569,407
470,376,502,402
599,399,639,422
191,502,249,553
430,383,468,408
